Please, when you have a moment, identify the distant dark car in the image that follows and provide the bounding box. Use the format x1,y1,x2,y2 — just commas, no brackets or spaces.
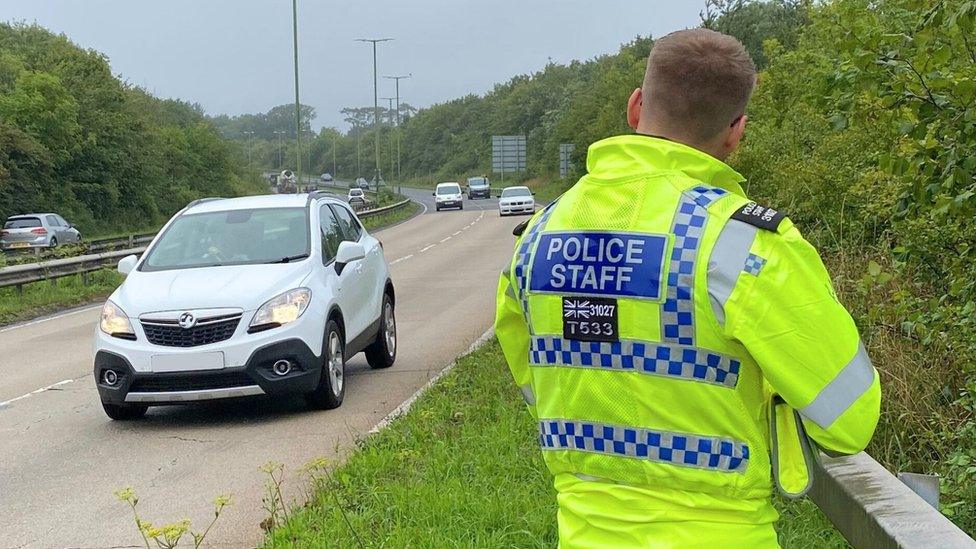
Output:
356,178,369,190
466,176,491,199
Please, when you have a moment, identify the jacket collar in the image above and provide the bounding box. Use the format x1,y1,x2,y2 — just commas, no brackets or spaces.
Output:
585,134,746,195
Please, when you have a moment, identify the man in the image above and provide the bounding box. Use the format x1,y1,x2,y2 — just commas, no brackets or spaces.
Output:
494,29,880,548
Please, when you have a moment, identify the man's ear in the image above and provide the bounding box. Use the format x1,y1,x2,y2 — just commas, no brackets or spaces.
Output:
724,115,748,154
627,88,642,130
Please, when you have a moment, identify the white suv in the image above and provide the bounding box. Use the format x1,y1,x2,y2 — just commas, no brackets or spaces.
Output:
93,193,397,420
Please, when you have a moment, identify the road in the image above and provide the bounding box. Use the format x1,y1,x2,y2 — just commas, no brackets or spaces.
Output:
0,189,515,548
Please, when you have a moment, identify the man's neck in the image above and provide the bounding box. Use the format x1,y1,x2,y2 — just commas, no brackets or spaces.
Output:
635,126,724,160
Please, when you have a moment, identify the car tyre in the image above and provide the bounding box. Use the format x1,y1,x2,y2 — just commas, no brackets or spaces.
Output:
306,319,345,410
365,293,397,369
49,237,58,248
101,401,148,421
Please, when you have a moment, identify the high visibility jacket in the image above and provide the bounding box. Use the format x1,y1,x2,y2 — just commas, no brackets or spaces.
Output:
495,135,881,519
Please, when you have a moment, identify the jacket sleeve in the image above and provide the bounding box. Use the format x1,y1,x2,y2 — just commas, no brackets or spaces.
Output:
721,220,881,455
494,248,538,418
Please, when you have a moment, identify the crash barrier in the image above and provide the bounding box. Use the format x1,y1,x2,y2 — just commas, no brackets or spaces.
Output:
2,232,156,261
812,451,975,548
0,200,412,292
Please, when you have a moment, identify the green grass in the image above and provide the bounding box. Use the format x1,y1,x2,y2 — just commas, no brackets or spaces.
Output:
0,269,122,326
362,201,422,232
265,339,846,548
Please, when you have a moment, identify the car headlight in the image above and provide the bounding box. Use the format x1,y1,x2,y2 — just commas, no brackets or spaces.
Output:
100,300,136,339
249,288,312,332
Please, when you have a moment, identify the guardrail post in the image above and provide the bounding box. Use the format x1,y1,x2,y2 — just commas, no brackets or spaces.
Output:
128,235,134,248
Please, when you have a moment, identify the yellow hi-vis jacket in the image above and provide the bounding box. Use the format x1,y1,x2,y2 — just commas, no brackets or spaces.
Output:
494,135,881,526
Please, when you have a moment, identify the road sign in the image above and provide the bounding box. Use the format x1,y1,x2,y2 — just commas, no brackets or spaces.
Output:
492,135,527,174
559,143,575,179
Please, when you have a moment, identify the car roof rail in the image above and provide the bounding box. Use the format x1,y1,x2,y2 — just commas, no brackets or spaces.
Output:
307,190,340,204
185,197,225,209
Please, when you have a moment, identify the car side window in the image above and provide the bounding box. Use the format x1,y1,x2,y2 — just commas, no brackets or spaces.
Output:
56,215,69,227
329,204,362,242
319,204,343,264
46,215,59,227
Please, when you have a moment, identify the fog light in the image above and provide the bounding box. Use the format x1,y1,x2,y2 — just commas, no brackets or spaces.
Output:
103,369,119,386
272,360,292,376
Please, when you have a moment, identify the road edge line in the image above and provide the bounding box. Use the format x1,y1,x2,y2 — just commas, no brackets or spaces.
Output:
368,327,494,435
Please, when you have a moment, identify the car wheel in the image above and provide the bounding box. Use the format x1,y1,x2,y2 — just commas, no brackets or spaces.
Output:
101,401,148,421
365,293,396,369
49,237,58,248
306,319,345,410
460,204,464,210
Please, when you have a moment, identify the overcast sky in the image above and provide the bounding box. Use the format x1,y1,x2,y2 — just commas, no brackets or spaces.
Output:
1,0,704,130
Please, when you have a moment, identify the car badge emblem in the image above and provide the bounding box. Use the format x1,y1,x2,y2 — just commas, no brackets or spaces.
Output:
178,312,197,330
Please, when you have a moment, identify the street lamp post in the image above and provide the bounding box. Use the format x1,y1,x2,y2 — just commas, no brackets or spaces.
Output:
274,130,286,168
382,97,396,179
332,134,337,179
356,38,392,190
383,74,410,193
242,130,254,165
291,0,303,187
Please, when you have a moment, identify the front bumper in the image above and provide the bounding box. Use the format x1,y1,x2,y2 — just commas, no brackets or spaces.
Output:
95,338,322,405
468,190,490,199
436,200,462,208
500,204,535,215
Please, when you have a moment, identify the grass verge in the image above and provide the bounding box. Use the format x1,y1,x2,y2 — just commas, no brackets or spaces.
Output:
0,269,122,326
362,201,423,232
265,339,846,548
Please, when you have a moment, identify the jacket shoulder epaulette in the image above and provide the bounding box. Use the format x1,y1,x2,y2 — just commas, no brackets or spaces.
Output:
731,202,787,232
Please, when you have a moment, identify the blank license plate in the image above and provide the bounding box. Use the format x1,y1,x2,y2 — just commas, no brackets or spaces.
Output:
151,352,224,373
9,242,29,248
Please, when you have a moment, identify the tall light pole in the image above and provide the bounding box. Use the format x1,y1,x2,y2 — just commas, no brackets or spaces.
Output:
383,74,410,193
332,134,337,178
292,0,303,187
274,130,286,168
356,38,392,189
242,130,254,165
382,97,396,177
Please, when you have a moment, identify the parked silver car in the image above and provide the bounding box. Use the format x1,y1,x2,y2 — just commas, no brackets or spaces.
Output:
1,213,81,250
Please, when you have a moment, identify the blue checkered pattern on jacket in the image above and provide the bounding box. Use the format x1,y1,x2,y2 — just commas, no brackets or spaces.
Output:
743,253,766,276
513,202,559,331
530,336,740,388
661,186,728,346
539,419,750,473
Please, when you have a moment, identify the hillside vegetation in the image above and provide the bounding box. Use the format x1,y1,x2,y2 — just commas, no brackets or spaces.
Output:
0,23,263,235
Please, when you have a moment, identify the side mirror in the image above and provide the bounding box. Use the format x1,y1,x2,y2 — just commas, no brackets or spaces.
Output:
432,192,436,196
118,254,138,275
335,241,366,274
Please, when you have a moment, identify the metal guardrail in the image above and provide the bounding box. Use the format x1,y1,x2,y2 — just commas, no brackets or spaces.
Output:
0,200,412,291
812,452,975,548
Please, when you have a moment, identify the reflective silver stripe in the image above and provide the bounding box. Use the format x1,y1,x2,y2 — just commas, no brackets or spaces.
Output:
539,418,750,473
707,219,757,326
519,384,536,405
800,341,876,428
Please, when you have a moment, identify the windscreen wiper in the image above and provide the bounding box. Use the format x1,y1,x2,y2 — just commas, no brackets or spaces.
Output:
267,253,309,264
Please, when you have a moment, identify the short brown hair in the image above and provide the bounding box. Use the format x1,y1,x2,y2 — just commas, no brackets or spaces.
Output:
642,28,756,142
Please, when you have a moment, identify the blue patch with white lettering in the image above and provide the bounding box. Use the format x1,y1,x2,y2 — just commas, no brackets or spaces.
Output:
529,232,668,300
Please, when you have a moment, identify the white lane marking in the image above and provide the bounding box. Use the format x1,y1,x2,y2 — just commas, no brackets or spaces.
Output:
1,377,81,409
0,304,102,335
419,244,436,253
389,254,414,265
452,231,461,236
439,236,451,243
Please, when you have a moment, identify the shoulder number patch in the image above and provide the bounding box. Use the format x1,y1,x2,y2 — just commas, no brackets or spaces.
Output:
731,202,786,232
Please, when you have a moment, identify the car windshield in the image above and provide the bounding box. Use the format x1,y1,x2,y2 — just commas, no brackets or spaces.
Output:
501,188,532,198
437,185,461,195
468,178,487,186
3,217,42,229
141,207,310,271
349,189,363,196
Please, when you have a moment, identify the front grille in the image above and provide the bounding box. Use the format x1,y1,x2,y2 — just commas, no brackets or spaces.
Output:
141,316,241,347
129,370,254,393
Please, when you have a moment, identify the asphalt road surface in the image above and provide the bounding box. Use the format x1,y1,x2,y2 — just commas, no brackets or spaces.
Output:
0,191,525,548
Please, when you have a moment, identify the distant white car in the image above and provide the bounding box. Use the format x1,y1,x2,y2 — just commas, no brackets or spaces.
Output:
433,182,463,212
347,188,367,208
321,173,333,182
498,186,535,216
93,193,397,420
